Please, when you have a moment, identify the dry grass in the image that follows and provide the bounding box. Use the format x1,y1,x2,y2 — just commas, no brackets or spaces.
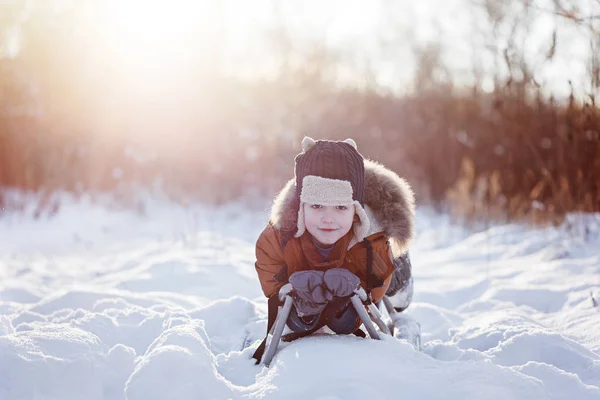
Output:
1,76,598,226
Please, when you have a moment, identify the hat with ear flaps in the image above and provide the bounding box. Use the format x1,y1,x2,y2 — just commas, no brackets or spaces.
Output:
294,136,370,241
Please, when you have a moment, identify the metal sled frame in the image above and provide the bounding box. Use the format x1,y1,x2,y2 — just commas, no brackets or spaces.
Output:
260,285,391,367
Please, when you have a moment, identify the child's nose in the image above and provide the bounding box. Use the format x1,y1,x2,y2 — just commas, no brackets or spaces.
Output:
321,211,334,223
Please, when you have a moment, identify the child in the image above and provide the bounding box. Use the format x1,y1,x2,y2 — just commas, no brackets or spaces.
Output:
252,137,415,362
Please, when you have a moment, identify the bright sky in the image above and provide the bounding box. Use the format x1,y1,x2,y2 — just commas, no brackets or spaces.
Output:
107,0,594,97
10,0,595,98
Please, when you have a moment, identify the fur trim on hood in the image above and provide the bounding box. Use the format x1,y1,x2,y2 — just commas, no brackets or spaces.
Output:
269,159,415,256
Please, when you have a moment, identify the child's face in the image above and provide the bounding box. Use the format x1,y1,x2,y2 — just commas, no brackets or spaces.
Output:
303,203,355,247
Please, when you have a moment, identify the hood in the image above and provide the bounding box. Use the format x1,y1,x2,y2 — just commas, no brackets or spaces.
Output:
269,159,415,256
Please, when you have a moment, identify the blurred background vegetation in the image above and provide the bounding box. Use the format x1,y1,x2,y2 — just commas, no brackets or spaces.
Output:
0,0,599,224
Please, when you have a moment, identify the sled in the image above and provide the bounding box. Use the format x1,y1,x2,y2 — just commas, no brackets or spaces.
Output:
259,284,421,367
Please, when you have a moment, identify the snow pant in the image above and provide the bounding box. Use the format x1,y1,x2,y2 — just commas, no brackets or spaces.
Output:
287,298,360,335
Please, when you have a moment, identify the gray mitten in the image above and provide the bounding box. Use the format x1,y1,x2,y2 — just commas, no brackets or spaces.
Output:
323,268,361,298
288,270,332,316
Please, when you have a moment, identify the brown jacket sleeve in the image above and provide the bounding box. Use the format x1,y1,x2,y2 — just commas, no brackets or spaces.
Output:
365,233,396,303
255,224,287,298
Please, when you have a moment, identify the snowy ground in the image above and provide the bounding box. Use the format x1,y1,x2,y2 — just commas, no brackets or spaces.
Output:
1,194,599,400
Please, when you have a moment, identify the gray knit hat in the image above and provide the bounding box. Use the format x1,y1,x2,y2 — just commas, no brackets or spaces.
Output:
293,137,370,240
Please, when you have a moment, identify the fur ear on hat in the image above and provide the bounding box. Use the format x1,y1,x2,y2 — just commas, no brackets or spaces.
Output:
301,136,316,152
343,138,358,150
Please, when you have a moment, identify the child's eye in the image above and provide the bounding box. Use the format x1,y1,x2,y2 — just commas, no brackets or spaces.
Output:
311,204,323,209
336,206,348,210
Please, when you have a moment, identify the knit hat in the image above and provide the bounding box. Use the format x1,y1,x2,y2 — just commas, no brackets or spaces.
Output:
294,137,370,241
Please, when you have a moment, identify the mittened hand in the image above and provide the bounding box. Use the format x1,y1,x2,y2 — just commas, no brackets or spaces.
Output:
288,270,332,316
323,268,361,298
288,269,361,316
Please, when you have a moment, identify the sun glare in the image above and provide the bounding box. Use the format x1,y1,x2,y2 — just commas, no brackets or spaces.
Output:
102,0,216,62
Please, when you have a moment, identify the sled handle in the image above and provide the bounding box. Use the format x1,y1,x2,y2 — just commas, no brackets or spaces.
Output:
367,303,391,335
261,292,294,367
352,287,390,336
350,290,381,340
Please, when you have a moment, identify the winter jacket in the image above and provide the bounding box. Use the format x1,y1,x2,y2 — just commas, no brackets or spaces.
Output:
255,159,415,303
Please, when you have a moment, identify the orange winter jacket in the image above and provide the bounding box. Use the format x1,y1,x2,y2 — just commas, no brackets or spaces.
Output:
255,223,395,302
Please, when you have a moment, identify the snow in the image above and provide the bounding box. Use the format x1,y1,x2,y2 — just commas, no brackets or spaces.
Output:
1,194,599,399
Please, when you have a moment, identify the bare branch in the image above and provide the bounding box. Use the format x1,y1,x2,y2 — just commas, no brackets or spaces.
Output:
469,0,600,27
